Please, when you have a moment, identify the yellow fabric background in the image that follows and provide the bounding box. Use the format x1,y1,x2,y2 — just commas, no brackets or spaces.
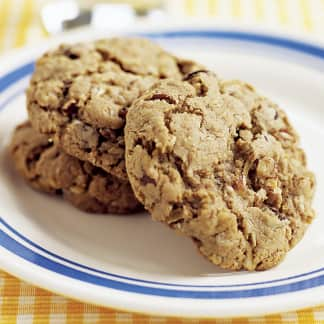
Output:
0,0,324,323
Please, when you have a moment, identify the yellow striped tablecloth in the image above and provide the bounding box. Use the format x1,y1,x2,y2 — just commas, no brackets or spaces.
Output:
1,0,324,323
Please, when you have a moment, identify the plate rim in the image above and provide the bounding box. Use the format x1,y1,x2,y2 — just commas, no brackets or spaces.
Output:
0,26,323,317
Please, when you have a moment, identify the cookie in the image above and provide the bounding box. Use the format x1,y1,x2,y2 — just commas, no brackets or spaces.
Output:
10,121,142,214
125,71,316,271
27,38,202,180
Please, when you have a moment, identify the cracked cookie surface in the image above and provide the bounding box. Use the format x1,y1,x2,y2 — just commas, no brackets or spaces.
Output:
27,38,201,180
125,71,316,271
10,122,142,214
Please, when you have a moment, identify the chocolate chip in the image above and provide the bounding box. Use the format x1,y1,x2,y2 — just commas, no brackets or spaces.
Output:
63,103,78,118
68,53,79,60
118,107,128,119
140,175,156,186
183,70,213,81
63,49,79,60
149,93,176,105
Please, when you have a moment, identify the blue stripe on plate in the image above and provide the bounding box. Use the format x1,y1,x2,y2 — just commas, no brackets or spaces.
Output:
144,31,324,60
0,62,34,94
0,30,323,298
1,228,324,298
1,217,323,289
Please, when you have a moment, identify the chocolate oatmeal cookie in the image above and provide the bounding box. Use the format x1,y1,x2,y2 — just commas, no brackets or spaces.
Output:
125,71,316,271
10,121,142,214
27,38,201,180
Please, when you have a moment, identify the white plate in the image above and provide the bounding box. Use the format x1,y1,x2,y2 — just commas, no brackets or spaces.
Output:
0,27,324,318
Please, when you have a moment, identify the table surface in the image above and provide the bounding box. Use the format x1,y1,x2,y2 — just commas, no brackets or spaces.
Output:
1,0,324,323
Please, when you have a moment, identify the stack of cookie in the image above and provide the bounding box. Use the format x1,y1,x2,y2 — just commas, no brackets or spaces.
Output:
10,38,201,214
10,37,316,271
